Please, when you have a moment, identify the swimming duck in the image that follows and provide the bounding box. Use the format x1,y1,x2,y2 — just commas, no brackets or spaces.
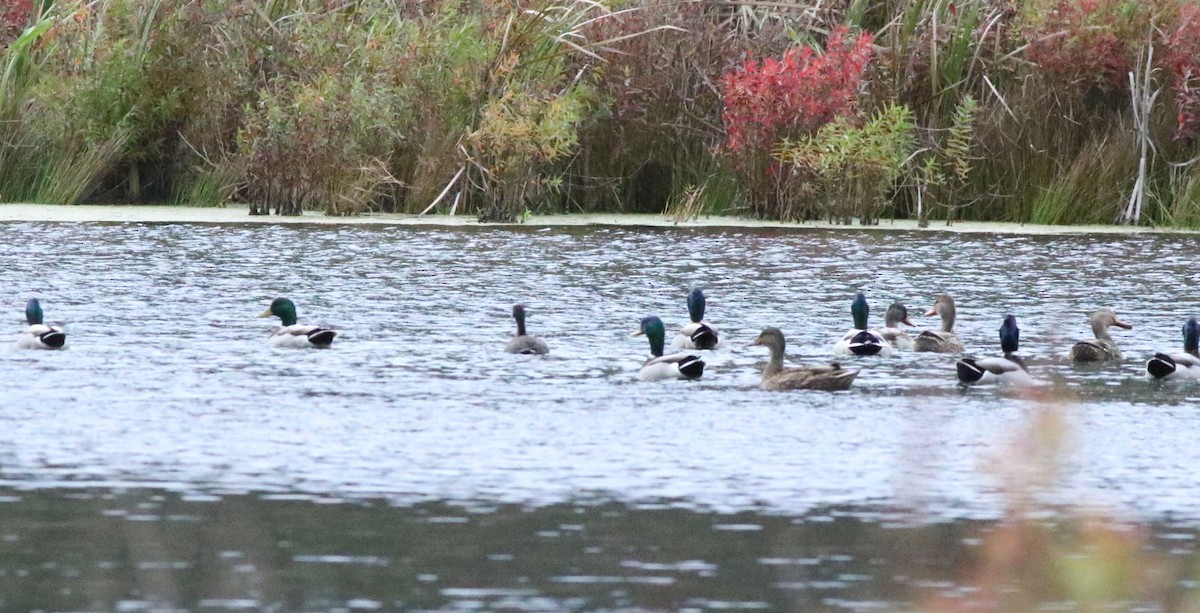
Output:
1146,317,1200,380
672,288,719,350
505,304,549,355
956,315,1033,385
914,293,966,353
749,327,858,391
1069,308,1132,362
258,298,337,348
634,315,705,381
16,299,67,350
877,301,915,351
833,292,892,357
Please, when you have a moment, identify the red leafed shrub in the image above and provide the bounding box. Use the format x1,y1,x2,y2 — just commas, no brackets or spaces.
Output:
721,27,874,155
1023,0,1142,93
719,27,874,219
1166,5,1200,142
1,0,33,45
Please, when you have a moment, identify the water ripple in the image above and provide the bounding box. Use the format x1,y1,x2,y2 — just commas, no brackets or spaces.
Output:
0,222,1198,520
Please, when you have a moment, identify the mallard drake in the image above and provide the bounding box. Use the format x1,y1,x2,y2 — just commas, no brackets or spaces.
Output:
672,288,719,350
258,298,337,348
634,315,705,381
877,301,915,351
1070,308,1132,362
956,315,1033,385
1146,317,1200,380
833,292,892,356
505,304,549,355
914,293,965,353
749,327,858,391
16,299,66,350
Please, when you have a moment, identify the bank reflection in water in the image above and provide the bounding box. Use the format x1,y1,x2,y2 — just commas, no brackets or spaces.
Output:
0,489,1197,611
0,490,941,611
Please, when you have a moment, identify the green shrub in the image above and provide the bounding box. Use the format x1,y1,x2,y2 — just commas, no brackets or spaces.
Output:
775,103,917,224
911,95,978,225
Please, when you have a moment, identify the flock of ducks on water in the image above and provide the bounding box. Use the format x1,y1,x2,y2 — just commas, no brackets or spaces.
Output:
16,291,1200,390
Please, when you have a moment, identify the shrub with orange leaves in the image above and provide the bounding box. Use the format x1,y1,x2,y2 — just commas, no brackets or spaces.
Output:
1166,4,1200,142
1,0,33,45
719,27,875,219
1022,0,1146,95
721,27,875,155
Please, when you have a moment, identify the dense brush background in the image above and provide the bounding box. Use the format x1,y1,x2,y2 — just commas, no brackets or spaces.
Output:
2,0,1199,224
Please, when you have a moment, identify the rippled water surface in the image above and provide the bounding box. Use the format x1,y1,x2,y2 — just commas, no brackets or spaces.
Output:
1,221,1199,610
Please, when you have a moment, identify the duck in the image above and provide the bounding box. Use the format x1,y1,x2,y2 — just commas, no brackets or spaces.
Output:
671,287,719,350
258,298,337,348
504,304,549,355
749,327,858,391
16,298,67,350
1069,308,1132,362
634,315,705,381
956,314,1033,385
914,293,966,353
1146,317,1200,380
877,301,915,351
833,292,892,356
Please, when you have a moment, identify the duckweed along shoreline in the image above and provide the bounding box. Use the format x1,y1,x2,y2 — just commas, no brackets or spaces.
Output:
1,204,1197,235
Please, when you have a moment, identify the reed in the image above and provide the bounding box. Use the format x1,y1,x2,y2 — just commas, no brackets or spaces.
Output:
1156,161,1200,228
0,10,53,201
1028,133,1139,225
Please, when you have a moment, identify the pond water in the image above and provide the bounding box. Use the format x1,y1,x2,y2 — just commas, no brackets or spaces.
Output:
1,221,1199,611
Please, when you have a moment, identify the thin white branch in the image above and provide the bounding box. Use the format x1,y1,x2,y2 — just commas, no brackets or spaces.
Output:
420,166,465,216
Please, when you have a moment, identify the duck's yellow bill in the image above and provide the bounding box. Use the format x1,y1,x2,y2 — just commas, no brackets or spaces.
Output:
631,329,643,337
257,308,274,318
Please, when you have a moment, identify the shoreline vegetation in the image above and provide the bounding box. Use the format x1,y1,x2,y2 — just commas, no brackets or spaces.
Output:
2,0,1200,226
3,203,1199,234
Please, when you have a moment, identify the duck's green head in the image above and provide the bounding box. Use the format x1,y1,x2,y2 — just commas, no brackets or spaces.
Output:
259,297,298,326
687,288,706,323
885,301,913,328
1000,314,1020,353
851,292,869,330
512,304,529,335
1184,317,1199,353
25,298,44,326
633,315,666,357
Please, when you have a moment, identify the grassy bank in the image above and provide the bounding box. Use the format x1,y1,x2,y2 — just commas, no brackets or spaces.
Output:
2,0,1199,226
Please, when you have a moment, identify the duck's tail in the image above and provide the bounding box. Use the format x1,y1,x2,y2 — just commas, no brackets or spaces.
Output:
848,331,884,356
956,358,985,383
1147,353,1177,380
307,329,337,348
677,355,705,379
39,330,66,349
690,325,718,350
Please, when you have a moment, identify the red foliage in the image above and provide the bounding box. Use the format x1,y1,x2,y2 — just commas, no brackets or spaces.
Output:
720,28,875,155
1023,0,1137,92
1166,5,1200,141
1,0,33,45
